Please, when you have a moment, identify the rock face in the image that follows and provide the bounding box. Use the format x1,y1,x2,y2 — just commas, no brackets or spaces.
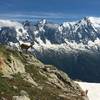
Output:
0,45,88,100
13,90,30,100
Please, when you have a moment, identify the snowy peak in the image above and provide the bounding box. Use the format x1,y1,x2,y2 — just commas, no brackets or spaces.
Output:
87,17,100,24
0,20,29,44
62,21,76,27
78,17,100,28
0,17,100,48
87,17,100,28
39,19,47,25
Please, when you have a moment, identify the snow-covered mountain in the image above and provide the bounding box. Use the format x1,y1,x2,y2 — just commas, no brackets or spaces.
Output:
1,17,100,82
1,17,100,50
1,17,100,47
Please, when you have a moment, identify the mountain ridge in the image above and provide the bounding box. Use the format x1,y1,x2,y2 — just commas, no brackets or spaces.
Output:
0,17,100,82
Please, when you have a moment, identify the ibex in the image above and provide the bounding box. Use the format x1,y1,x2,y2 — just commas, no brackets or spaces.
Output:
81,89,88,96
20,43,33,53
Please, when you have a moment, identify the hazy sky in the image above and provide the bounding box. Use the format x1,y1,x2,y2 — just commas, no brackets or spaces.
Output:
0,0,100,22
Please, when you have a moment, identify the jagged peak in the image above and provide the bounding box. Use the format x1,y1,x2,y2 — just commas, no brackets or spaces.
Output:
62,21,76,27
81,16,100,25
22,20,32,26
39,19,47,25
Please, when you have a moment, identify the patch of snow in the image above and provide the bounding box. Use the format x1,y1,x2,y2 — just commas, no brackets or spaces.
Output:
76,81,100,100
39,26,45,32
58,26,63,33
94,38,100,46
39,19,47,25
8,42,20,50
36,37,45,45
88,41,95,47
34,30,39,35
80,19,88,26
63,21,76,28
78,32,82,39
45,39,51,45
19,41,31,46
88,17,100,28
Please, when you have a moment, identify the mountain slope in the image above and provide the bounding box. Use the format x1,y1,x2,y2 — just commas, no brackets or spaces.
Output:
0,45,88,100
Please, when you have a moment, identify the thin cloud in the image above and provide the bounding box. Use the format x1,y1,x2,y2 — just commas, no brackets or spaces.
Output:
0,12,90,23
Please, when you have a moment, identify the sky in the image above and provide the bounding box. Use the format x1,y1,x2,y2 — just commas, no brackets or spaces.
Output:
0,0,100,23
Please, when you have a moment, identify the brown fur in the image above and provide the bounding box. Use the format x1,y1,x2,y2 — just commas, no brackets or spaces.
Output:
81,90,88,96
20,44,33,52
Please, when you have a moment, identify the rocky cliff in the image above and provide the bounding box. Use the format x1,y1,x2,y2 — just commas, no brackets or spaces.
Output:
0,45,88,100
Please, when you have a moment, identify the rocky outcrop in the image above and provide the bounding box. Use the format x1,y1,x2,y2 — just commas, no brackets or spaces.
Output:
0,45,88,100
13,90,30,100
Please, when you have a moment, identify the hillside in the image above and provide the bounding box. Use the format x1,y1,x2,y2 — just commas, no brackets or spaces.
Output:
0,45,88,100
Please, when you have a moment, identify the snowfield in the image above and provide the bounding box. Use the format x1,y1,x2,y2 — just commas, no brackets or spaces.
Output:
76,82,100,100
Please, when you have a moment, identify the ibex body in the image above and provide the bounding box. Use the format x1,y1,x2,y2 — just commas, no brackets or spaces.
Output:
20,43,33,53
81,90,88,96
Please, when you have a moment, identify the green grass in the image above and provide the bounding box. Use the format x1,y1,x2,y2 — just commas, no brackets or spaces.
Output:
25,64,47,84
0,76,19,99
